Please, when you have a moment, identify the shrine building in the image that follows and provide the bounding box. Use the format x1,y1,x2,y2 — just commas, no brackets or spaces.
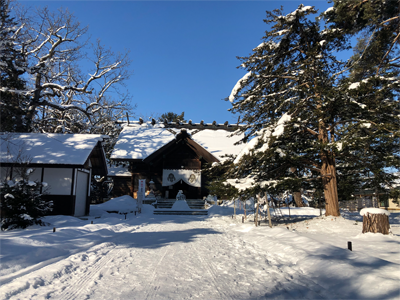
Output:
109,119,246,200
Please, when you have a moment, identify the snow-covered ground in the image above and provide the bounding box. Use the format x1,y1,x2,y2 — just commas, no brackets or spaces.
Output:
1,197,399,299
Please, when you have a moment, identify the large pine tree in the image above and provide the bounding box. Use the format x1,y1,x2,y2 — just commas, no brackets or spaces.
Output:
0,0,29,132
224,4,399,216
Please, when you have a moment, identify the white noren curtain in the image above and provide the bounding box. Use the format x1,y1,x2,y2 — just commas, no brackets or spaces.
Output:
162,169,201,187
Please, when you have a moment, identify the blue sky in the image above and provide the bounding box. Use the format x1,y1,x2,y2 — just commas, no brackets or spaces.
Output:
21,1,332,124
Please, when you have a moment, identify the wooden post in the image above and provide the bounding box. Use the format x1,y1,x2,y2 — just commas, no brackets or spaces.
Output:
319,197,322,216
255,194,260,226
347,241,352,251
244,198,247,220
265,192,272,228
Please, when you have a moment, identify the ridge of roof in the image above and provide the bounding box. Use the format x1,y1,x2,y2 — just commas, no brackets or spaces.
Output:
110,124,246,161
117,119,244,132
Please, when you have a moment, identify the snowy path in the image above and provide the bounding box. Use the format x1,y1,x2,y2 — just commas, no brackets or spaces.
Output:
1,212,399,299
1,218,332,299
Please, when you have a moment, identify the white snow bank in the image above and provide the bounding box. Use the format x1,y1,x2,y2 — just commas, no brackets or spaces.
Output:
91,195,137,215
360,208,390,216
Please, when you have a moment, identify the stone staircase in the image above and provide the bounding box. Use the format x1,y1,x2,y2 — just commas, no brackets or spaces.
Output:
153,210,208,216
153,199,208,215
154,199,206,210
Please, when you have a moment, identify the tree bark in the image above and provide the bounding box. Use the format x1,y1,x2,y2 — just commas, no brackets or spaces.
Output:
293,191,303,207
321,154,340,216
318,111,340,217
362,213,390,235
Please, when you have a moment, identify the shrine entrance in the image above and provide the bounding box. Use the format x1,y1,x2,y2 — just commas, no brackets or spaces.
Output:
162,168,201,199
166,180,200,199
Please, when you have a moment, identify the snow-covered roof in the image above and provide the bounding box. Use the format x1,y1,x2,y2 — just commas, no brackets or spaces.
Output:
110,123,176,160
108,164,131,177
189,129,244,160
0,133,108,165
111,123,246,161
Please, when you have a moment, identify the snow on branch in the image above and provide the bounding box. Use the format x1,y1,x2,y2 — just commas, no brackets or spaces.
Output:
229,72,252,103
272,113,292,137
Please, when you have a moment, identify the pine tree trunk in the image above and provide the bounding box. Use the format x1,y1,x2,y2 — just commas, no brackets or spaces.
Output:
318,115,340,217
293,191,303,207
362,213,390,235
321,157,340,216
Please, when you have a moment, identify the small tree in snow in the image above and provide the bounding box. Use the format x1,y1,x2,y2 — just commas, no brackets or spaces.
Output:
0,167,52,230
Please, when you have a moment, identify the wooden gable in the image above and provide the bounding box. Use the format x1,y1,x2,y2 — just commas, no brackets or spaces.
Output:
143,129,219,168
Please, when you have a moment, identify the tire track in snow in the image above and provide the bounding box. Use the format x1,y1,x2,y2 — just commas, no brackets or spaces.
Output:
189,243,236,300
144,244,173,300
55,245,120,300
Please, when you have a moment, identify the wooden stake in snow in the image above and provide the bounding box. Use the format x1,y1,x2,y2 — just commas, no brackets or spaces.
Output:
255,195,260,227
265,192,272,228
360,208,390,235
244,198,247,220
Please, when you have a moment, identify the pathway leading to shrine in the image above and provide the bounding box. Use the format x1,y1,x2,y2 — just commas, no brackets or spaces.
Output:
2,213,399,299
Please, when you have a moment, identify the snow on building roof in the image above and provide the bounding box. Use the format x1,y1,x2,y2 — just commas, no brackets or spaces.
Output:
108,164,131,177
110,123,176,160
110,123,246,161
0,133,107,165
189,129,244,160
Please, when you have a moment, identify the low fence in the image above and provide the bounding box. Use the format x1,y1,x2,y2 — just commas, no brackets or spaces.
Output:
339,197,378,211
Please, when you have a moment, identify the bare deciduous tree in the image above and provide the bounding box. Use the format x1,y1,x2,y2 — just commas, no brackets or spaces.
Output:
1,4,134,136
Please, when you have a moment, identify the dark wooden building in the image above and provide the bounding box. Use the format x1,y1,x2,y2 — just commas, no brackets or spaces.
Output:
109,120,245,200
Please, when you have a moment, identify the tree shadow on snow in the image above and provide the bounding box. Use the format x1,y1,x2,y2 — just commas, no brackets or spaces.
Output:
113,227,221,249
